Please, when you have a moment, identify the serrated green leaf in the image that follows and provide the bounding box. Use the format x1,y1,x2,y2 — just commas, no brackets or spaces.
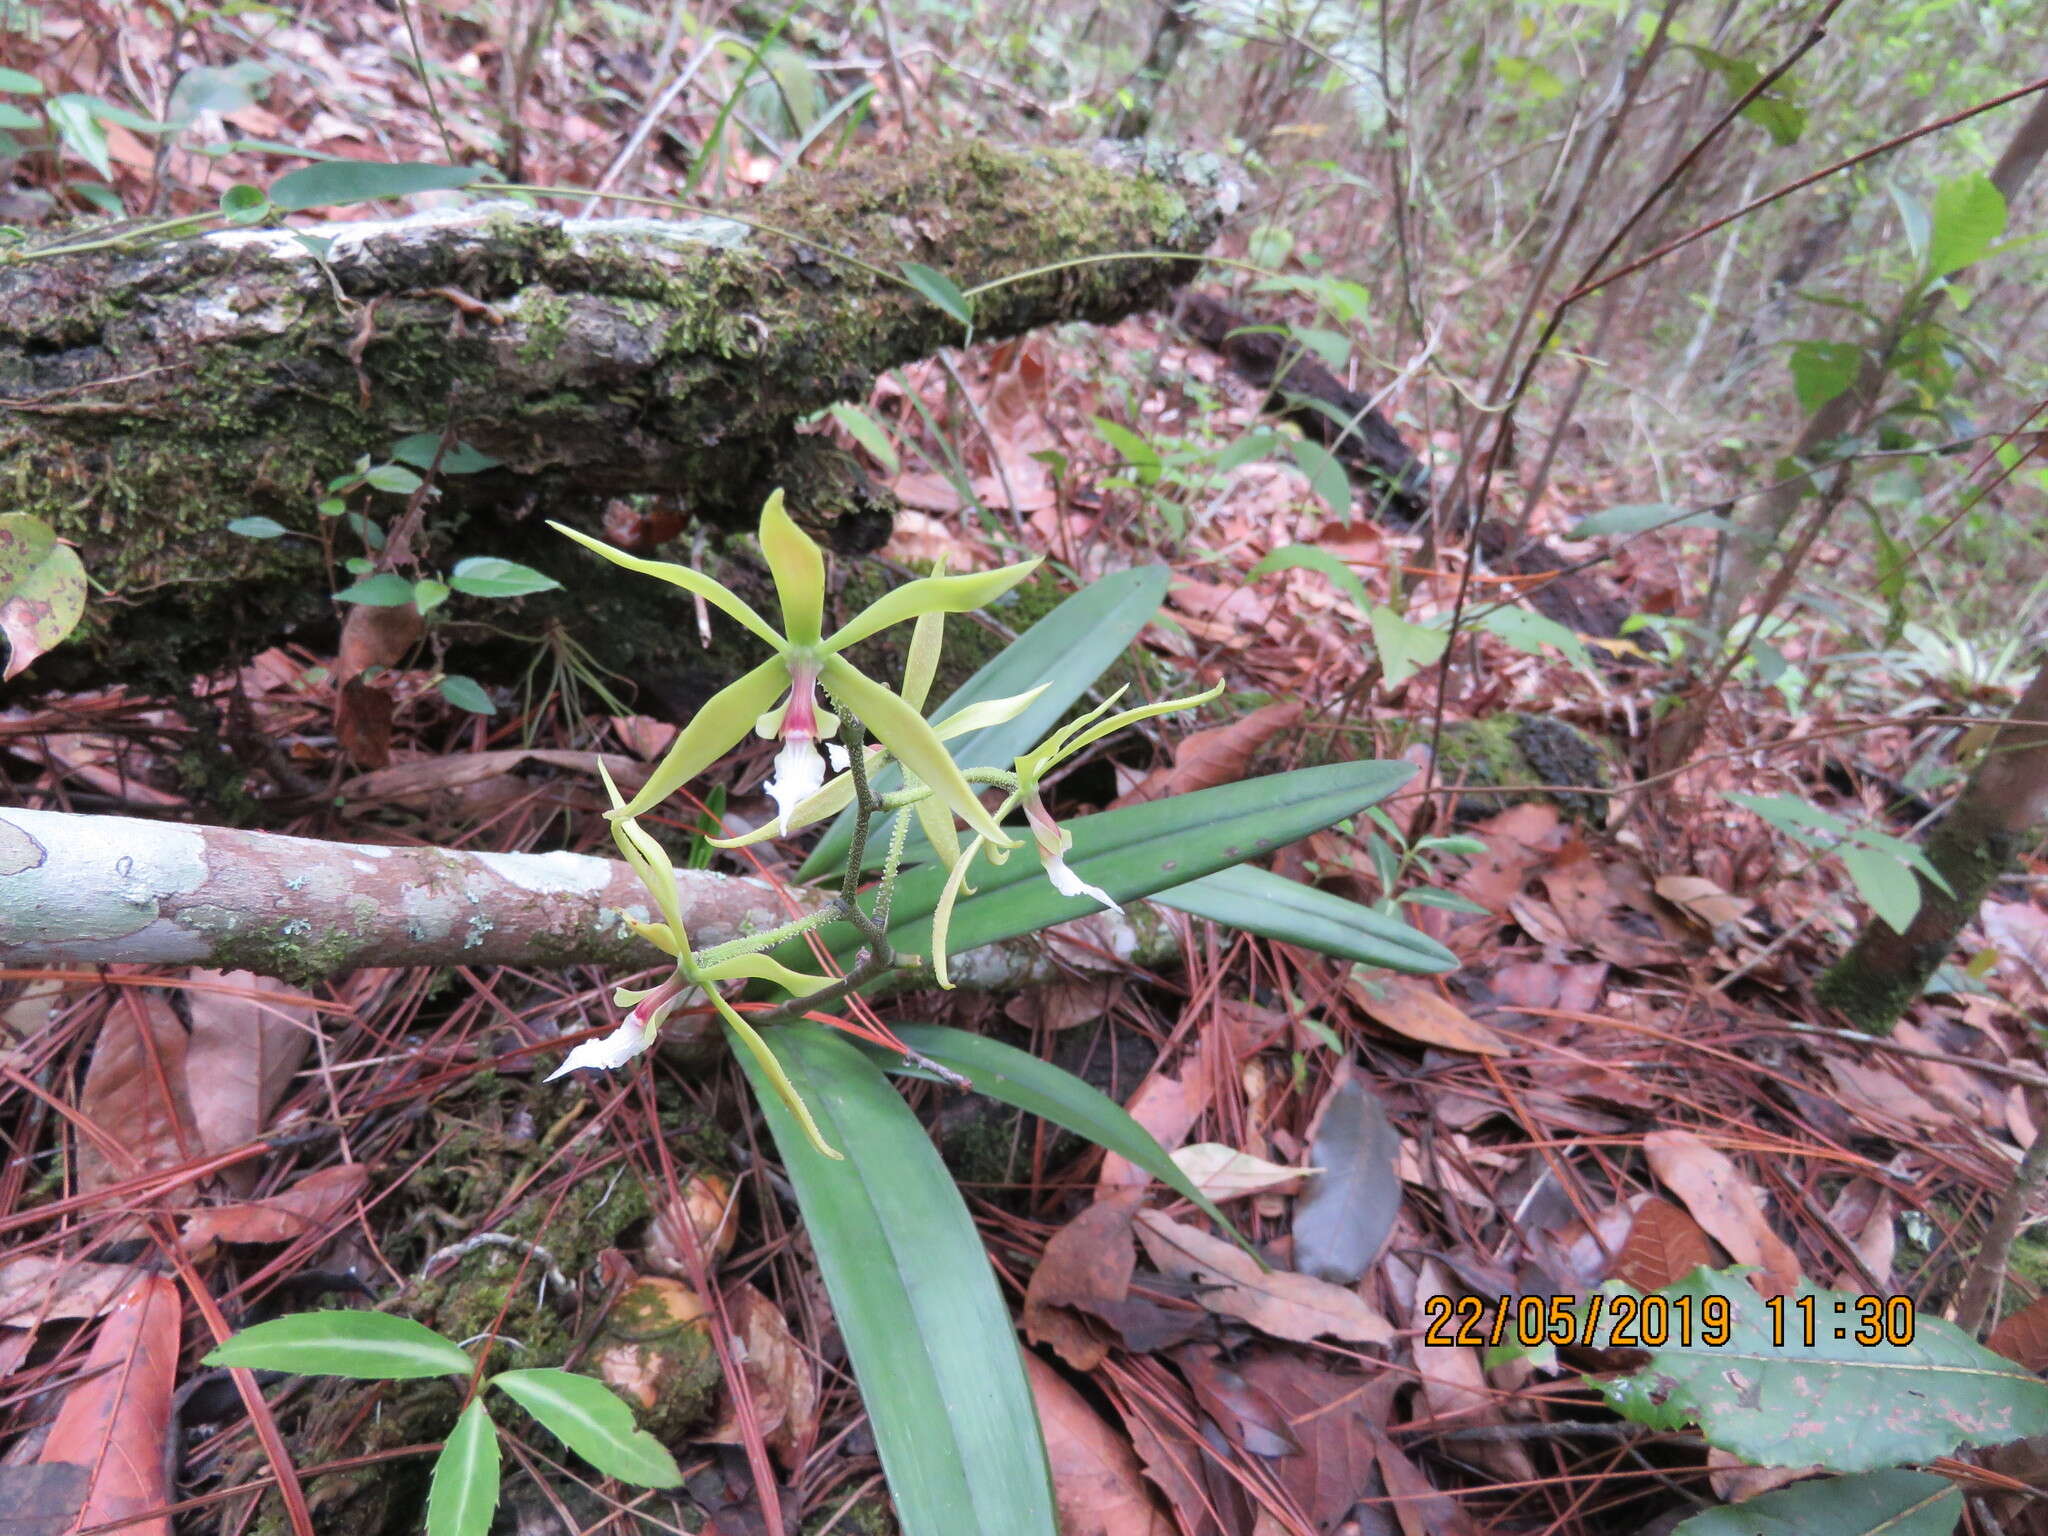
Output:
735,1024,1056,1536
490,1369,682,1487
801,567,1171,879
791,762,1413,971
333,573,415,607
1928,172,2006,278
0,514,86,682
1596,1268,2048,1471
884,1025,1251,1250
1673,1470,1960,1536
899,261,974,328
1288,437,1352,520
271,159,481,212
438,674,496,715
1151,864,1455,973
202,1311,473,1379
426,1399,499,1536
447,556,561,598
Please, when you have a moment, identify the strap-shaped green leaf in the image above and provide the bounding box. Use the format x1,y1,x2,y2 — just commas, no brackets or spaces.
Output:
490,1368,683,1487
800,566,1170,879
1151,865,1456,973
202,1310,473,1379
882,1025,1256,1255
734,1023,1056,1536
426,1399,499,1536
785,761,1413,970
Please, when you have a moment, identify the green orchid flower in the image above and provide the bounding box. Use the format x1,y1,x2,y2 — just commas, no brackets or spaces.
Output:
549,491,1040,847
929,680,1225,987
547,764,846,1159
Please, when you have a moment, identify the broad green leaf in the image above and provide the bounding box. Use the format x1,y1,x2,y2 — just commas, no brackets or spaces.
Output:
447,556,561,599
1151,864,1455,973
218,184,269,223
1674,1470,1959,1536
0,102,36,130
801,567,1170,879
1788,340,1862,415
0,67,44,94
1888,183,1930,267
226,516,288,539
1839,845,1920,933
900,261,973,328
1597,1268,2048,1471
789,762,1413,970
390,434,503,475
426,1399,499,1536
1476,605,1593,672
828,403,901,475
1288,437,1352,520
884,1025,1249,1248
1369,603,1448,688
271,159,481,211
202,1311,473,1379
0,514,86,681
47,95,111,179
1678,45,1804,146
1725,791,1847,841
1927,172,2006,277
490,1369,682,1487
168,63,269,125
413,578,451,615
363,463,424,495
736,1024,1056,1536
438,674,497,715
1093,418,1161,484
1565,504,1731,539
1248,544,1372,616
333,573,415,607
1246,223,1293,269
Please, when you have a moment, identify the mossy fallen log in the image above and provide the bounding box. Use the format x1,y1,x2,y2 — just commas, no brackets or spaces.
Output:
0,141,1239,678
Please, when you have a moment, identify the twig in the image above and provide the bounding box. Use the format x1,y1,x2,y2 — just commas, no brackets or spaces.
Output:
1955,1126,2048,1336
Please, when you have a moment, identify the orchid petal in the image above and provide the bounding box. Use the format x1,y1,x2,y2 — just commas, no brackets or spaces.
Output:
1044,850,1124,914
758,490,826,647
823,558,1042,652
702,953,835,996
929,685,1050,738
929,834,988,989
912,793,962,872
1059,681,1227,759
711,993,842,1159
612,656,790,819
545,1014,659,1080
822,656,1018,848
551,521,784,648
900,566,947,713
599,763,690,935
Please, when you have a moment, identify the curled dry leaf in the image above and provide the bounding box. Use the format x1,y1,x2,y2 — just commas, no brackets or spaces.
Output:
1023,1352,1173,1536
37,1275,179,1536
1412,1261,1534,1483
1344,973,1510,1057
1024,1192,1140,1372
704,1282,820,1469
76,993,202,1205
1135,1211,1392,1345
1117,701,1304,806
1100,1065,1212,1193
182,971,317,1194
1642,1130,1800,1294
1990,1295,2048,1371
181,1163,368,1250
647,1173,740,1272
0,1256,146,1327
1292,1072,1402,1285
1170,1144,1315,1202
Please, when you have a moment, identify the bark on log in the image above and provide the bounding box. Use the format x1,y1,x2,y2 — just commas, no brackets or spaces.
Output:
0,141,1239,673
0,808,1177,987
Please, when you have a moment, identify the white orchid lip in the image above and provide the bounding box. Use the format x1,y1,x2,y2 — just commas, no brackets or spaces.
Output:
1025,793,1121,913
545,971,687,1080
767,736,829,836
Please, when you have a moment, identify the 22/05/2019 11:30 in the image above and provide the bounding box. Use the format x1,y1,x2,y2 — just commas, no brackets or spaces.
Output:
1421,1289,1917,1351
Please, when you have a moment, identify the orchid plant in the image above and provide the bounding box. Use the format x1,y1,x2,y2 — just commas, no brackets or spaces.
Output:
546,491,1214,1146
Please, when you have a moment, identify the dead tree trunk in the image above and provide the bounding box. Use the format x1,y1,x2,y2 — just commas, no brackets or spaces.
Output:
1816,659,2048,1033
0,142,1238,675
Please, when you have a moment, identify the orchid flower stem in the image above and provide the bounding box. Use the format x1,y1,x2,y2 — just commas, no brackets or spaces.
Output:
837,711,875,910
874,800,914,930
692,903,837,969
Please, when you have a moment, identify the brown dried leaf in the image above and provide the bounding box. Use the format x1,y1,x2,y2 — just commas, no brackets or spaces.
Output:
1024,1353,1173,1536
1642,1131,1799,1293
336,598,424,681
703,1282,818,1470
37,1275,179,1536
1991,1296,2048,1371
1118,701,1304,806
1609,1198,1720,1292
335,676,394,768
1100,1066,1211,1193
180,1163,368,1249
0,1256,145,1326
1345,974,1510,1057
1412,1261,1534,1482
1170,1144,1314,1202
1135,1211,1392,1344
182,971,315,1191
1025,1193,1140,1372
76,993,201,1201
1823,1058,1946,1130
1292,1072,1402,1284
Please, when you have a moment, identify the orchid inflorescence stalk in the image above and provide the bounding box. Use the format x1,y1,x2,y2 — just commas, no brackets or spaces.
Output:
545,490,1215,1147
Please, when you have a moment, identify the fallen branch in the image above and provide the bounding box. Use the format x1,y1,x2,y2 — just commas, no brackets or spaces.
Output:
0,808,1177,988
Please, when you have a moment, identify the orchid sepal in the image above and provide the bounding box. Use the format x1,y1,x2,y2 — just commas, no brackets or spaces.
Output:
548,521,785,647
